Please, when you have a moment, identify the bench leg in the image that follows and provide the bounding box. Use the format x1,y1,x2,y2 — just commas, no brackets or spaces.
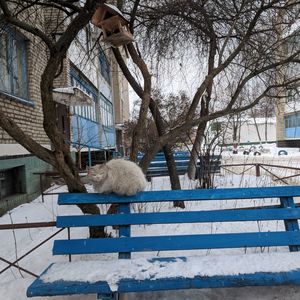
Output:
97,293,118,300
280,196,300,252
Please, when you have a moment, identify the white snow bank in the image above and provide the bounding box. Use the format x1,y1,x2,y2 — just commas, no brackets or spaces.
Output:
41,252,300,292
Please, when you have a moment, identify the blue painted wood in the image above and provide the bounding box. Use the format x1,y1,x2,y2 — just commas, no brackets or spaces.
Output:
56,208,300,228
58,186,300,205
27,266,300,297
118,203,131,259
145,155,221,178
280,197,300,252
137,152,190,162
138,152,220,178
53,231,300,255
27,186,300,297
148,165,190,172
149,160,192,168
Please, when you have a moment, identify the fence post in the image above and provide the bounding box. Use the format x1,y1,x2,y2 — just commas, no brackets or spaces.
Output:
255,164,260,177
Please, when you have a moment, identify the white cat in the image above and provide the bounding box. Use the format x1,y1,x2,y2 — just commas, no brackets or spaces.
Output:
87,159,147,196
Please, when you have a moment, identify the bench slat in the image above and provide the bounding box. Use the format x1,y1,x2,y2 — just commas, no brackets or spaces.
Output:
58,186,300,205
53,231,300,255
148,165,190,170
27,270,300,297
27,257,300,297
56,208,300,228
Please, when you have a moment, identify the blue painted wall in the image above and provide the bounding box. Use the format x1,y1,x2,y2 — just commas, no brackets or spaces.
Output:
101,125,116,148
71,116,101,148
285,127,300,139
284,113,300,139
70,68,116,149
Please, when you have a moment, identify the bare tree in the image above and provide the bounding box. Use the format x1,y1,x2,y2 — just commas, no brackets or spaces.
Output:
114,0,300,179
0,0,107,237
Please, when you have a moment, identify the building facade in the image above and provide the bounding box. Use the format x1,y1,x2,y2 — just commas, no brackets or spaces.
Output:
276,24,300,148
0,8,51,214
0,6,130,214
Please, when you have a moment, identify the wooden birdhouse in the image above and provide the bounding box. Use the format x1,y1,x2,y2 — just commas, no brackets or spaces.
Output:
92,3,134,47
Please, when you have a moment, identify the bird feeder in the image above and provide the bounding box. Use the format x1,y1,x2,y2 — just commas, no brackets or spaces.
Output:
91,3,134,47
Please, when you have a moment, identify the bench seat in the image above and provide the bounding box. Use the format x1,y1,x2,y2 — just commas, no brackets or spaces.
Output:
27,252,300,297
26,186,300,298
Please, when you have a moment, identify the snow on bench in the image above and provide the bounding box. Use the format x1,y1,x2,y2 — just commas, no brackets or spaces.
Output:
27,252,300,295
27,186,300,299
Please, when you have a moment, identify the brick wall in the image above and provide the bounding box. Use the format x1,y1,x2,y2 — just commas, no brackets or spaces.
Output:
0,31,49,146
0,6,72,149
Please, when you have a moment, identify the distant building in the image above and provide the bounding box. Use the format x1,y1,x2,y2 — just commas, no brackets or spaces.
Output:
211,117,276,146
275,23,300,147
0,6,129,214
276,96,300,148
234,118,276,145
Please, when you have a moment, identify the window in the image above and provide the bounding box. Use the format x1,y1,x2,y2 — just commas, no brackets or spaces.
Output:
77,25,91,52
285,114,300,129
70,69,97,122
99,49,111,85
287,86,300,103
100,95,114,127
0,166,26,200
0,28,28,99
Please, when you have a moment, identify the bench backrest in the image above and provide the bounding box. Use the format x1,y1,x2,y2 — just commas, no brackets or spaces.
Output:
142,153,221,179
54,186,300,257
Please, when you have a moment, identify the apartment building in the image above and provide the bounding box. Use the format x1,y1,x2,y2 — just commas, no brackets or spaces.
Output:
0,5,129,214
275,21,300,147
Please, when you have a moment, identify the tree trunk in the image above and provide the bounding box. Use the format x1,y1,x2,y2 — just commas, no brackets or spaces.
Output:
53,151,106,237
112,47,183,200
127,44,152,162
265,113,268,143
163,145,184,208
188,122,206,180
252,114,262,144
188,33,216,182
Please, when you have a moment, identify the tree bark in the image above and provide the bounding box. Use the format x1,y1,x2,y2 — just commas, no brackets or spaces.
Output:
126,44,152,162
0,0,106,237
112,47,182,198
188,122,206,180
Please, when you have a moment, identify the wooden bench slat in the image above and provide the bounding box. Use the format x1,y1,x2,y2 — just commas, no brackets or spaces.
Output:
27,186,300,298
56,208,300,228
27,253,300,297
58,186,300,205
150,158,190,163
27,270,300,297
53,231,300,255
148,165,190,170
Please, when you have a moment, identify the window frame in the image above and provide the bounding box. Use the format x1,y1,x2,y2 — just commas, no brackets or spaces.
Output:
70,68,98,123
99,48,111,85
0,27,31,105
99,93,114,128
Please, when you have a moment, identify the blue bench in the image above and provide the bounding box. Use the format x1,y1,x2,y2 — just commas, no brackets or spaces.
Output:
27,186,300,299
138,152,221,180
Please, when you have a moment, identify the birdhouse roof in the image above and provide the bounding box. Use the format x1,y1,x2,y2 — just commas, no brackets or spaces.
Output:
102,3,129,24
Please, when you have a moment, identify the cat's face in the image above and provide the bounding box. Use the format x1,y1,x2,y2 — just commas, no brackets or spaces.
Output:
87,164,108,183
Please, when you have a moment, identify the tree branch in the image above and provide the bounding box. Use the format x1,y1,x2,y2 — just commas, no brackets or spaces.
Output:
0,108,55,166
0,0,54,49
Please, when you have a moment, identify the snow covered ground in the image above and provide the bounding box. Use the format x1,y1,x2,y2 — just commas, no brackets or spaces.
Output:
1,171,300,299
